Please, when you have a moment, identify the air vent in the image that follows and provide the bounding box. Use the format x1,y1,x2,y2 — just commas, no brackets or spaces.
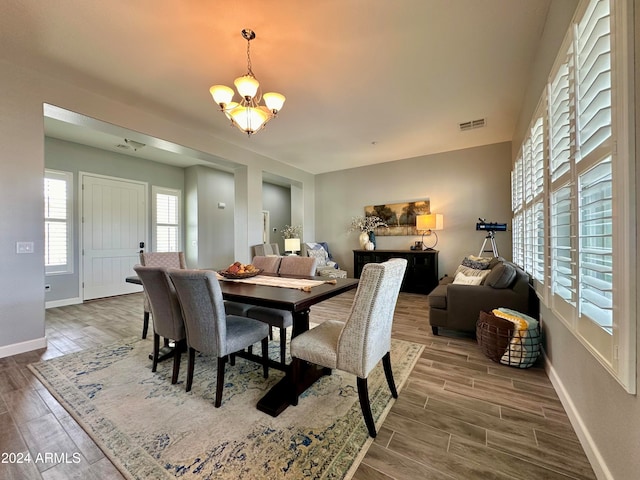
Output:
459,118,486,131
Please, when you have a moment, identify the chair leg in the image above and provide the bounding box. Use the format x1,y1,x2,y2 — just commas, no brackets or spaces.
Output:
357,377,377,438
261,337,269,379
171,339,183,384
215,357,226,408
142,311,150,339
186,347,196,392
382,352,398,398
152,333,160,372
230,353,235,366
290,357,301,406
279,327,287,366
431,326,439,335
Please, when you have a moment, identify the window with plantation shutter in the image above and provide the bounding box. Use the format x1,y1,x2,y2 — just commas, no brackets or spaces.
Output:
551,184,576,307
576,0,611,160
153,187,181,252
549,56,573,182
45,170,73,275
579,158,612,331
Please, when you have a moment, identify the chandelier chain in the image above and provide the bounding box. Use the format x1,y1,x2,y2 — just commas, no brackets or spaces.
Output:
246,38,254,77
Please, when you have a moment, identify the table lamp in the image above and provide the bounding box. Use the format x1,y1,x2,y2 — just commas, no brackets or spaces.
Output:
416,214,443,250
284,238,301,255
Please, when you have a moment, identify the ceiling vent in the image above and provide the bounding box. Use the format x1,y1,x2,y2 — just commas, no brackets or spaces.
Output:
459,118,486,131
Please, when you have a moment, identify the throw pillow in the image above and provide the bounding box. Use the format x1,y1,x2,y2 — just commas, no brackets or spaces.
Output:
484,262,517,288
454,264,492,283
306,246,328,266
452,272,484,285
461,255,492,270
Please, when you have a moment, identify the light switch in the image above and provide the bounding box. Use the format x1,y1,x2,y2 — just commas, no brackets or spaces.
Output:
16,241,34,254
218,202,226,209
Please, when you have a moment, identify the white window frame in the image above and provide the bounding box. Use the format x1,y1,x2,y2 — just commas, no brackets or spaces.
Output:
152,186,182,252
511,0,635,393
44,169,74,275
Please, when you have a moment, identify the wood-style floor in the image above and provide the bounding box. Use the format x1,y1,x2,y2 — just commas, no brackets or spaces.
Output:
0,291,595,480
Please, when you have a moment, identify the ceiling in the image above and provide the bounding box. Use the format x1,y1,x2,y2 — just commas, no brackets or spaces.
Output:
2,0,552,174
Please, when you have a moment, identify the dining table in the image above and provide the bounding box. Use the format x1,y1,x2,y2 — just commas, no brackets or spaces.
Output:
125,270,359,417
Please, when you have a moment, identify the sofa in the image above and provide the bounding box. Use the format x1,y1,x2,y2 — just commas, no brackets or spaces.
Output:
302,242,347,278
428,256,536,335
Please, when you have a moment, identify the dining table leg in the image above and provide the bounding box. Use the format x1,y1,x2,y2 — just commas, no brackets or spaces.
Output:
256,308,329,417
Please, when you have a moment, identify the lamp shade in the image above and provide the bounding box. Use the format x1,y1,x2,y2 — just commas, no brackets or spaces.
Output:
229,105,268,133
416,213,444,231
263,92,286,112
284,238,301,253
234,75,260,99
210,85,235,106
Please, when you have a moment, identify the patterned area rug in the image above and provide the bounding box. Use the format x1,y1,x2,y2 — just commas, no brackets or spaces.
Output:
29,336,423,479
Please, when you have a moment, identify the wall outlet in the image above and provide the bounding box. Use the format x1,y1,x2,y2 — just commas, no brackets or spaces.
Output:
16,241,34,254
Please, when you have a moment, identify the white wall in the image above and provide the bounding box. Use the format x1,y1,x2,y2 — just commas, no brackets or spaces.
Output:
511,1,639,478
315,142,514,279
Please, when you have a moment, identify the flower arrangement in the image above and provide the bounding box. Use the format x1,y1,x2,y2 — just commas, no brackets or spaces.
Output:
348,215,388,233
281,224,302,239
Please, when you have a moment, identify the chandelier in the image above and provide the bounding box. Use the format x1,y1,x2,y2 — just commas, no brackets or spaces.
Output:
210,29,286,136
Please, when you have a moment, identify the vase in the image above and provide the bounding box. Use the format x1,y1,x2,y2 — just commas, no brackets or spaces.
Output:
365,241,375,251
358,231,369,249
368,231,376,249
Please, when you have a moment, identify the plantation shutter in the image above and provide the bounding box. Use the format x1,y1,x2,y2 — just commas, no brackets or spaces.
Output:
156,192,179,252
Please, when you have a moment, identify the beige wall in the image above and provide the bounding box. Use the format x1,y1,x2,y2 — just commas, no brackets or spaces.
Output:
510,1,639,478
314,142,513,279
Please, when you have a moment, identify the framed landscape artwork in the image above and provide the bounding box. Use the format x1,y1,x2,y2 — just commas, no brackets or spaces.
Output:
365,199,430,236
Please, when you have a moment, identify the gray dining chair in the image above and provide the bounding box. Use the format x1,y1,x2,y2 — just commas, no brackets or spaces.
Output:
223,255,281,316
289,258,407,438
245,255,318,366
139,251,187,339
168,269,270,407
133,265,186,384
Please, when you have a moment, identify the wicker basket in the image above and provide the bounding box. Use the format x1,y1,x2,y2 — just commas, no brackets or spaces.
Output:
476,311,541,368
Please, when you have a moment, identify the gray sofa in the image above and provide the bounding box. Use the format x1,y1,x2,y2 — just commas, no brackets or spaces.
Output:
428,257,535,335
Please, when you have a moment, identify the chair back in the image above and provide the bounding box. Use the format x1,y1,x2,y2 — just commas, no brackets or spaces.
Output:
252,243,280,257
140,251,186,268
337,258,407,378
278,256,317,276
168,269,227,356
133,265,185,341
251,255,281,273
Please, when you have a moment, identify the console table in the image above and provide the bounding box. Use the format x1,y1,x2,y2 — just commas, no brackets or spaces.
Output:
353,249,438,294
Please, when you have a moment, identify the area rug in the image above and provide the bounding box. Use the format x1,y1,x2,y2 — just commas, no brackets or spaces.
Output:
29,336,423,479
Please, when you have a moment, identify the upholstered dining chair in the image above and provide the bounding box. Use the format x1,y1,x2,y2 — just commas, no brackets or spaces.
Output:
223,255,282,317
289,258,408,438
139,251,187,339
244,255,318,366
168,269,270,407
133,265,186,384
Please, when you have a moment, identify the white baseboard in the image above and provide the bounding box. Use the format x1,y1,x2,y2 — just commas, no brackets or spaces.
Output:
543,349,613,480
46,297,82,309
0,337,47,359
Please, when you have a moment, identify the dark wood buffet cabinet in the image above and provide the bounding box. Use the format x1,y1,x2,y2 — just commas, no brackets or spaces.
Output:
353,249,439,294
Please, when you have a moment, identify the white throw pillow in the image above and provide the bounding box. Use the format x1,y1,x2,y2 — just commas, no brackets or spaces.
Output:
452,272,484,285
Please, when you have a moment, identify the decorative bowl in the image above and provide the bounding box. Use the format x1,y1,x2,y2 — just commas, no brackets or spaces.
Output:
218,269,262,279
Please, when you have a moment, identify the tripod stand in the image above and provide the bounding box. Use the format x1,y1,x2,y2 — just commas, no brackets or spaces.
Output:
478,231,499,257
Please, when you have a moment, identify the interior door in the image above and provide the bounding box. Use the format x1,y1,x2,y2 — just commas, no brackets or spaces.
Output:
82,174,146,299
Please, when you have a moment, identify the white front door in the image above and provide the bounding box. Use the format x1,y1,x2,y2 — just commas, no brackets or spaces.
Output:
82,174,146,300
